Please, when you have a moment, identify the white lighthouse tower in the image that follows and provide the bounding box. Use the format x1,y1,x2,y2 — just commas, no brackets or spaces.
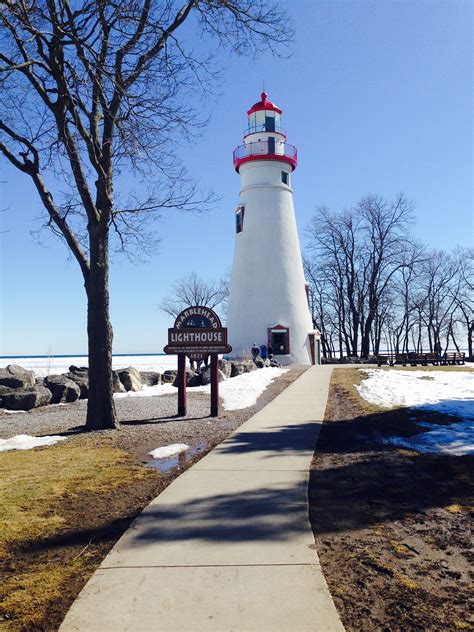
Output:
226,92,315,365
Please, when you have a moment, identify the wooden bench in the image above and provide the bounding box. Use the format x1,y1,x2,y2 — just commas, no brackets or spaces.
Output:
376,353,407,367
376,352,465,367
443,352,465,365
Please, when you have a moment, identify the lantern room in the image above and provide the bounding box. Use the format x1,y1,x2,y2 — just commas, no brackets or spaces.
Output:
246,92,284,135
233,91,297,172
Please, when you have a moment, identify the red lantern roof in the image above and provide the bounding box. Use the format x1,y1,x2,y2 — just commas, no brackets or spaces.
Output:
247,91,282,116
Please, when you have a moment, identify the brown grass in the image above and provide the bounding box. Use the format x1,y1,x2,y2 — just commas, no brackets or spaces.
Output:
0,443,157,630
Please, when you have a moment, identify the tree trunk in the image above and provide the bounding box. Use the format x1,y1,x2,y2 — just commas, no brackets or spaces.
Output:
468,321,473,358
85,227,119,430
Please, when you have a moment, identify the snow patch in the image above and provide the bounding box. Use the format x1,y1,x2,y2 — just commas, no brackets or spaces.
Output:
148,444,189,459
116,367,287,410
0,434,67,452
357,369,474,456
204,367,287,410
383,421,474,456
357,369,474,420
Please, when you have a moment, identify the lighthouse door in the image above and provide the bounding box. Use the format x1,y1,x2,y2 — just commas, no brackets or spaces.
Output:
268,136,275,154
268,326,290,355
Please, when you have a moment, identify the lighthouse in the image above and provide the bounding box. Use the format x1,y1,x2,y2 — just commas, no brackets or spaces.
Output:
226,92,316,365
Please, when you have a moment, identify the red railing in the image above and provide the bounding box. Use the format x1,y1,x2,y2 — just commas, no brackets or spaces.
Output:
233,140,297,170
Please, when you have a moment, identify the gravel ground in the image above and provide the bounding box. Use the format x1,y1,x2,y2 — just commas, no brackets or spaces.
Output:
0,366,307,466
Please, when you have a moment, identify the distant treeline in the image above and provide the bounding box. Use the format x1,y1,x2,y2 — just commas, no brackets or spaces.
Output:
304,194,473,359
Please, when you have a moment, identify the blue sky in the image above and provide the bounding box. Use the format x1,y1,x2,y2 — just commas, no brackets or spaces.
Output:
1,0,472,356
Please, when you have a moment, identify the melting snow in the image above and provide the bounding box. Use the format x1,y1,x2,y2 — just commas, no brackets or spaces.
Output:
0,434,67,452
148,444,189,459
383,421,474,456
357,369,474,456
115,367,287,411
357,369,474,419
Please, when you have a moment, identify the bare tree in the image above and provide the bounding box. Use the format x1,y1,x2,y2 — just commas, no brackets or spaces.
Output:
306,194,416,358
0,1,291,429
160,272,228,319
453,248,474,358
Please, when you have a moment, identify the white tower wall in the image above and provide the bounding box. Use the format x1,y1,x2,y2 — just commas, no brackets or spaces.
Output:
227,159,313,364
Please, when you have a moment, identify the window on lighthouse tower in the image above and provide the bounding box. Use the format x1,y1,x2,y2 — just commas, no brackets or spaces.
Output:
235,205,245,234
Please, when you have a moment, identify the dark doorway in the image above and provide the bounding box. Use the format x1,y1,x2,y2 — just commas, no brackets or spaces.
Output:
268,136,275,154
269,327,290,355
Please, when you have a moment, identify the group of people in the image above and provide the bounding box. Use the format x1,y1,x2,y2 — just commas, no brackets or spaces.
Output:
251,343,274,361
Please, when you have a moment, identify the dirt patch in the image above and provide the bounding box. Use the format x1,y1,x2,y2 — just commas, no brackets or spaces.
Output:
0,366,306,631
309,368,473,631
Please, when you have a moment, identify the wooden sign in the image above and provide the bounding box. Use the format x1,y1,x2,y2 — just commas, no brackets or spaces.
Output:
163,306,232,417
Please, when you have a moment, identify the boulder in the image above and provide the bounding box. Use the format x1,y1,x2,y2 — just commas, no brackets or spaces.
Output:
0,364,35,389
139,371,161,387
270,359,282,368
117,366,142,392
69,365,89,375
162,370,178,384
200,366,226,386
0,384,14,407
231,360,257,377
217,359,232,378
112,371,126,393
44,375,81,404
253,355,265,369
173,368,201,388
65,371,89,399
3,385,52,411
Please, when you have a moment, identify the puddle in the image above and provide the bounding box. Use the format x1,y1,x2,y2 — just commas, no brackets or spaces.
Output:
145,440,209,473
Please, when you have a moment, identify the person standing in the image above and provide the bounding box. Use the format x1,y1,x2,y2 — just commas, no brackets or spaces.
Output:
251,343,260,360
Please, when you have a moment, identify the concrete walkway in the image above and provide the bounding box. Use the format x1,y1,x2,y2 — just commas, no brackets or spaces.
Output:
60,366,344,632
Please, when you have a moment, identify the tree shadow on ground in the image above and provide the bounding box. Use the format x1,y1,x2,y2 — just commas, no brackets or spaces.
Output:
309,403,473,537
34,401,473,549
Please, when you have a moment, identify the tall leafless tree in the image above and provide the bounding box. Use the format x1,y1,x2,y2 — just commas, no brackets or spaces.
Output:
0,1,291,429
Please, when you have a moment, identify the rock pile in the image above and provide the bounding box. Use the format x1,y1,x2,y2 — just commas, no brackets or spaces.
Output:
0,356,282,411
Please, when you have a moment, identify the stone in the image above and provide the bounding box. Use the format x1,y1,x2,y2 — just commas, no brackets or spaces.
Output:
112,371,126,393
173,368,201,388
0,385,14,407
269,359,282,368
3,385,52,411
44,375,81,404
162,370,178,384
65,371,89,399
264,358,271,367
230,360,257,377
217,359,232,378
69,365,89,374
117,366,142,392
253,356,265,369
200,367,226,386
139,371,161,387
0,364,35,389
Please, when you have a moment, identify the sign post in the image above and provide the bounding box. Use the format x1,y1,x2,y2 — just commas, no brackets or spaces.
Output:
163,306,232,418
177,353,187,416
210,353,219,417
